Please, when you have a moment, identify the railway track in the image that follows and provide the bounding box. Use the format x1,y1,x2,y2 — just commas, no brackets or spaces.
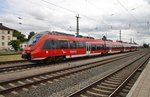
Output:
0,63,38,73
0,50,148,96
0,51,142,74
67,51,150,97
0,60,27,65
0,60,34,73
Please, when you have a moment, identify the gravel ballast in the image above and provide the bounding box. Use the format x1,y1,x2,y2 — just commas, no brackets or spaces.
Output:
6,53,142,97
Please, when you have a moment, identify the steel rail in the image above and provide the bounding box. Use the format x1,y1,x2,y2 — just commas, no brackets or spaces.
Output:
109,53,150,97
0,50,144,73
66,52,150,97
0,51,145,94
0,60,27,65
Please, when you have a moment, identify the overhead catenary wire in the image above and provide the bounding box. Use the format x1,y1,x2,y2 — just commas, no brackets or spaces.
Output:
1,0,116,33
1,0,146,35
41,0,110,25
116,0,144,30
41,0,106,32
0,1,73,31
88,0,113,27
0,8,71,31
41,0,78,14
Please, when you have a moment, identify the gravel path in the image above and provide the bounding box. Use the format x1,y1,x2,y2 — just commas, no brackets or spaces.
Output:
6,52,141,97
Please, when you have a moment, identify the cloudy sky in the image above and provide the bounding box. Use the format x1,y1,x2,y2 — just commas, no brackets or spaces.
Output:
0,0,150,45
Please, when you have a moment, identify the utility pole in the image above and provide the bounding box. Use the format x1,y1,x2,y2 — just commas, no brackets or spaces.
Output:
130,38,132,43
147,21,149,30
76,14,80,37
119,30,121,41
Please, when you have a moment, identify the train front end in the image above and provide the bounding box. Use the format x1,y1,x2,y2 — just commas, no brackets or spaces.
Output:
22,33,43,61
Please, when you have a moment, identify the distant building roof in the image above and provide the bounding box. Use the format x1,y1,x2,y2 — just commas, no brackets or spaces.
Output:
0,23,14,31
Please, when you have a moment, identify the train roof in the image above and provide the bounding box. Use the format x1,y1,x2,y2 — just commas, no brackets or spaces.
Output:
39,31,138,46
41,31,104,44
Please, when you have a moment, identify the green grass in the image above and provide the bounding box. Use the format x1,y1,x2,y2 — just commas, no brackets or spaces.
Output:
0,50,21,55
0,55,22,62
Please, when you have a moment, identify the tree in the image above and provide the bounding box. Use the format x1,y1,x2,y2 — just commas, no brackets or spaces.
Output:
28,32,35,41
13,30,27,43
102,35,107,40
143,43,149,48
9,40,20,51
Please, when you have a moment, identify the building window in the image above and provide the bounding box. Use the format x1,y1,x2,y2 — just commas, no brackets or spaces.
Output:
2,36,5,40
8,31,10,34
2,42,5,46
2,30,4,34
8,36,11,40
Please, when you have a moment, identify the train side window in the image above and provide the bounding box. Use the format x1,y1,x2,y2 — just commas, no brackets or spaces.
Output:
97,45,100,50
51,40,56,49
83,42,86,48
77,42,85,48
59,40,69,49
99,45,102,50
42,39,51,49
106,45,109,50
54,40,59,49
70,41,77,48
91,44,96,50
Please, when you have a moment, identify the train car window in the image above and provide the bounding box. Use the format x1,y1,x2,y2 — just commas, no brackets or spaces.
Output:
97,45,101,50
42,39,51,49
100,45,103,50
91,44,96,50
77,42,86,48
54,40,59,49
70,41,77,48
59,40,69,49
83,42,86,48
105,45,110,50
111,46,113,49
95,45,98,50
51,40,56,49
28,34,43,45
96,45,103,50
42,39,57,49
106,46,109,50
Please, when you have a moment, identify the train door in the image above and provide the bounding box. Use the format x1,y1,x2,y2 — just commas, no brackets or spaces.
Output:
86,43,91,55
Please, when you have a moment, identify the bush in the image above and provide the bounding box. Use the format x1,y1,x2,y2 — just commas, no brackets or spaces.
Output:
9,40,20,51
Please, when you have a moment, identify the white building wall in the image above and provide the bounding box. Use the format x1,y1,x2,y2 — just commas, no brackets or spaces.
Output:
20,42,27,50
0,29,16,50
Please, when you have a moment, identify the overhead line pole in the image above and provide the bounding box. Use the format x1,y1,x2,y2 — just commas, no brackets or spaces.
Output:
147,21,149,30
119,30,121,41
76,14,80,37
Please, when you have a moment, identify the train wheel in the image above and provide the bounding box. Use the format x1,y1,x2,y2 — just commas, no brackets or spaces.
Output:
44,57,52,64
101,52,104,56
56,56,66,63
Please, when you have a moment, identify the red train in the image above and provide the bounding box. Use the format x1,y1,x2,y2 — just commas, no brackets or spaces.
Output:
22,31,139,63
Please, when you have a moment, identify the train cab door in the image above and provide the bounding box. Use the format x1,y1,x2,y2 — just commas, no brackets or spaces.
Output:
86,43,91,55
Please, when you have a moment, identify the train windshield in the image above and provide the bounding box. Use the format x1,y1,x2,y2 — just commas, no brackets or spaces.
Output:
28,34,43,45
